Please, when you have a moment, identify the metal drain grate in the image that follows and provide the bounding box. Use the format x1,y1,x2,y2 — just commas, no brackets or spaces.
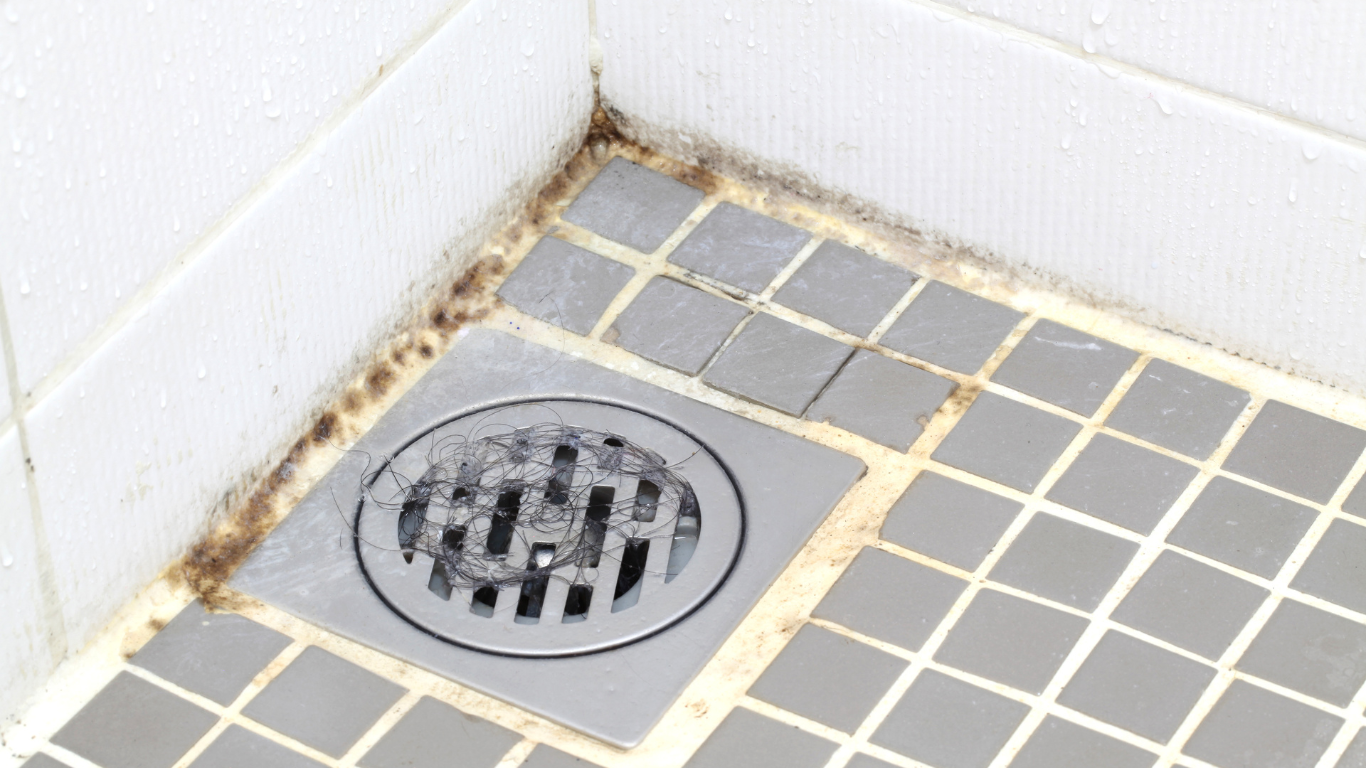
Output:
356,399,744,657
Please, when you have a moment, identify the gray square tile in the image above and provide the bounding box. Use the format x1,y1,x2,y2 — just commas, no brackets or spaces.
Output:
869,669,1029,768
1009,716,1157,768
1045,433,1200,534
931,392,1083,492
189,725,324,768
988,513,1140,611
1339,729,1366,768
991,320,1139,417
359,696,520,768
51,671,218,768
521,745,603,768
606,277,749,374
21,755,72,768
804,349,958,451
772,241,916,337
1291,518,1366,616
667,202,813,292
131,600,292,706
241,647,406,758
812,546,968,650
880,471,1023,571
684,707,838,768
1111,550,1269,660
1104,358,1251,460
562,157,704,253
846,755,899,768
1057,631,1216,742
1236,599,1366,707
496,237,635,335
702,313,854,415
1345,479,1366,520
747,624,907,732
1182,680,1343,768
934,589,1090,694
1223,400,1366,504
1167,476,1317,579
879,282,1025,375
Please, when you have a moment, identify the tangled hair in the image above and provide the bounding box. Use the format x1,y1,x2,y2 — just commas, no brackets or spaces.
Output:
365,423,700,616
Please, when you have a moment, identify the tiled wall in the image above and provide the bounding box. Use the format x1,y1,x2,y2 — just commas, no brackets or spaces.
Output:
0,0,593,722
596,0,1366,395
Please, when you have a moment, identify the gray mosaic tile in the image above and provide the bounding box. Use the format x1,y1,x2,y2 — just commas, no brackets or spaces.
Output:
606,277,749,374
846,754,899,768
1346,479,1366,520
934,589,1090,694
241,647,406,758
811,546,968,651
1104,358,1251,460
359,697,520,768
1223,400,1366,504
131,600,292,706
772,240,916,337
804,349,958,452
1008,716,1157,768
50,671,217,768
562,157,704,253
988,512,1140,611
1291,518,1366,616
1166,476,1317,579
869,669,1029,768
1182,680,1343,768
20,755,71,768
1339,729,1366,768
746,624,907,732
189,725,324,768
879,471,1023,571
1236,599,1366,707
1111,550,1269,660
1057,631,1216,743
879,281,1025,375
702,313,854,416
496,237,635,335
931,391,1083,493
521,745,603,768
667,202,812,292
684,707,838,768
991,320,1138,417
1045,433,1199,534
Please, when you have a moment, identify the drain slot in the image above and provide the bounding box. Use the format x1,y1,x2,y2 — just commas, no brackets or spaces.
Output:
487,489,523,556
580,486,616,567
612,539,650,613
515,544,557,624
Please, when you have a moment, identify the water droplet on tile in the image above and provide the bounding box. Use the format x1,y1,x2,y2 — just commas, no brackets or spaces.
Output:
1302,141,1322,161
261,78,272,102
19,275,30,295
14,83,25,99
521,39,536,57
198,363,207,379
1156,96,1173,115
1090,0,1111,25
1,543,12,568
264,104,281,119
1288,183,1297,203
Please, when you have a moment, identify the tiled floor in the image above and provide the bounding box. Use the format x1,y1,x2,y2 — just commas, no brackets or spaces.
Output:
10,152,1366,768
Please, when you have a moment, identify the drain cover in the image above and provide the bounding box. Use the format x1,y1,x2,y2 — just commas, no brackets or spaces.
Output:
356,399,744,657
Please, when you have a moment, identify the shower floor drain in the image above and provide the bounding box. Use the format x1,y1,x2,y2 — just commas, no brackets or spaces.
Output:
356,399,744,656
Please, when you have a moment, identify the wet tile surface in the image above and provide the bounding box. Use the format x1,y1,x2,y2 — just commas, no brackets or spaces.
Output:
497,237,635,335
241,647,406,758
189,725,325,768
562,157,703,253
358,697,521,768
1341,730,1366,768
746,624,907,732
879,471,1023,571
933,589,1089,694
772,240,915,336
684,707,838,768
991,320,1138,417
1045,433,1199,534
1345,479,1366,520
803,349,957,451
870,669,1029,768
131,600,292,706
20,755,70,768
1166,476,1317,579
607,277,749,374
51,672,218,768
811,546,967,650
1291,518,1366,616
845,754,899,768
520,745,603,768
667,202,812,292
1236,599,1366,707
987,512,1139,611
702,312,854,415
1105,358,1251,459
1223,400,1366,503
931,391,1083,492
1009,716,1156,768
1182,680,1343,768
878,281,1024,374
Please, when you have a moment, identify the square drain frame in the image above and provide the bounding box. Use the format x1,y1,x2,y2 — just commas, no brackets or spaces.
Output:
232,330,865,747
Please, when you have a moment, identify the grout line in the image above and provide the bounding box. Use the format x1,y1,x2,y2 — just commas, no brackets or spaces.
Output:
494,738,539,768
865,277,929,345
336,691,424,767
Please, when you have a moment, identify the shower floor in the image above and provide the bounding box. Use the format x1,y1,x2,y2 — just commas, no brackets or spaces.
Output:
7,146,1366,768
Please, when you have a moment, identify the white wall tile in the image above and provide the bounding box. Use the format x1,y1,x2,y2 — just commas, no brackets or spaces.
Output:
25,0,592,651
0,0,463,392
597,0,1366,393
936,0,1366,141
0,427,55,722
